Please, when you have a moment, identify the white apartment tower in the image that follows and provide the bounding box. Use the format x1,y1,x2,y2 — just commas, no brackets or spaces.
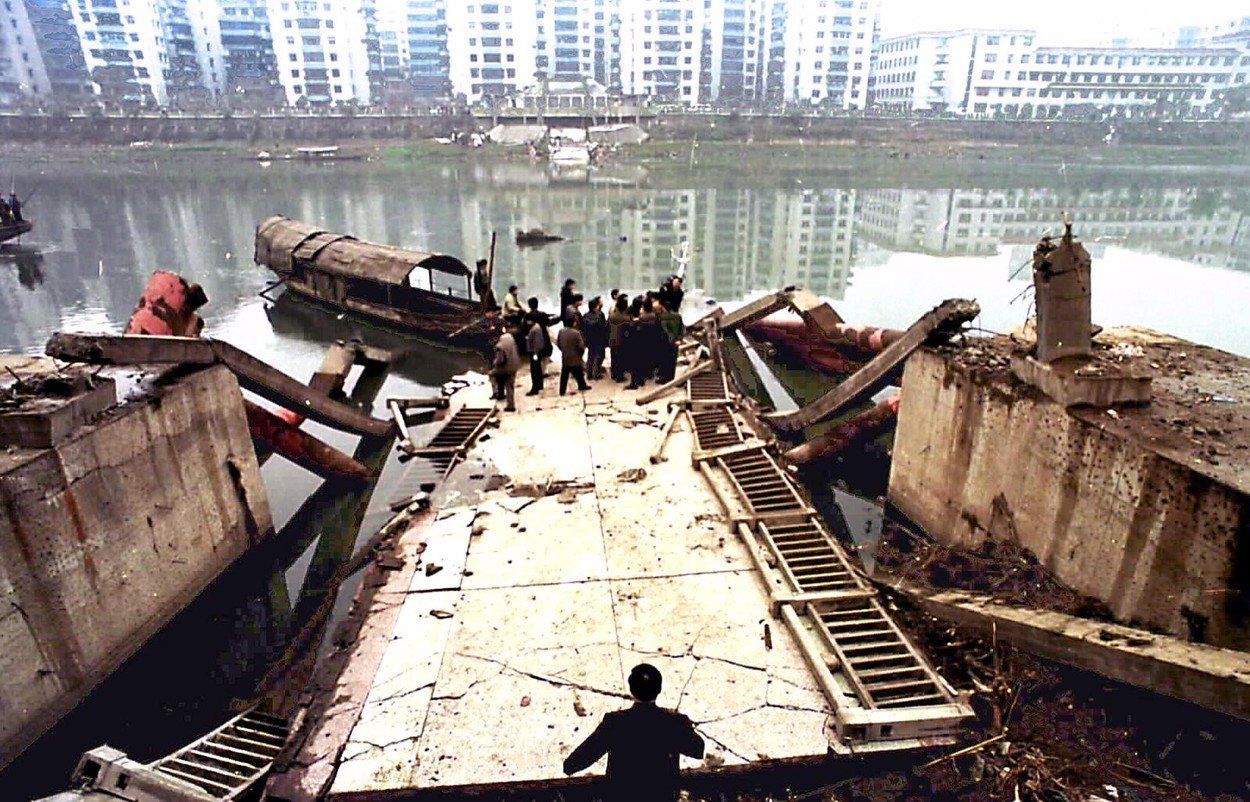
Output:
764,0,877,108
373,0,411,99
0,1,92,104
68,0,226,107
618,0,705,102
266,0,375,105
445,0,539,103
72,0,173,105
700,0,767,104
164,0,227,105
535,0,618,88
872,30,1037,114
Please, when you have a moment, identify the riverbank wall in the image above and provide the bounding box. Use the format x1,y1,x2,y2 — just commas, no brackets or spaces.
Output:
0,359,272,770
4,111,1250,147
887,334,1250,650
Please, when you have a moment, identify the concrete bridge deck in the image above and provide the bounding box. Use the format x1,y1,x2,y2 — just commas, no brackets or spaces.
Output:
313,372,834,800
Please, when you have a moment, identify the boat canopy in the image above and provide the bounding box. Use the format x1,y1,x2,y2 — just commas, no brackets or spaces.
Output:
255,215,471,286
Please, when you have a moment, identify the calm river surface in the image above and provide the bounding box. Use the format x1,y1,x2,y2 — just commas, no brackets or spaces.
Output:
2,146,1250,798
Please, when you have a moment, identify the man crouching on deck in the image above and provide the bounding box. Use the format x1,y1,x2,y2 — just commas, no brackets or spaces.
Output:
563,663,704,801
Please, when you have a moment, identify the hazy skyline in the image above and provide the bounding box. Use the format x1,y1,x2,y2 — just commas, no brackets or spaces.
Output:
878,0,1249,42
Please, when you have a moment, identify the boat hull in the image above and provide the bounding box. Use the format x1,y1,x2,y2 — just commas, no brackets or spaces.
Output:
0,220,32,244
279,278,497,349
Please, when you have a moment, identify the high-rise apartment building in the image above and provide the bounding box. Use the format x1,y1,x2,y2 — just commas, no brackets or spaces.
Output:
370,0,409,101
266,0,375,105
618,0,705,102
445,0,539,103
0,0,92,104
872,30,1036,114
761,0,876,108
535,0,618,88
163,0,226,105
699,0,767,104
218,0,281,104
67,0,225,107
406,0,451,98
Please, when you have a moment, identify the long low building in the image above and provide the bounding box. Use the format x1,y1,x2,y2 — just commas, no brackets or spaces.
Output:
871,27,1250,118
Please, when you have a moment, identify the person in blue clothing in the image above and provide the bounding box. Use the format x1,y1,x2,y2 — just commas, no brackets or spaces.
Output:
563,663,704,801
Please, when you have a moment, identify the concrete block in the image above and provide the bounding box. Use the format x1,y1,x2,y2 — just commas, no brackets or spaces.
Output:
0,364,271,769
0,376,116,448
1010,353,1152,408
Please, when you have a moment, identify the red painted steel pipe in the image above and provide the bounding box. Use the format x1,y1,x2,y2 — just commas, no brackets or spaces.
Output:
782,394,901,466
125,270,207,337
125,269,374,480
244,400,372,481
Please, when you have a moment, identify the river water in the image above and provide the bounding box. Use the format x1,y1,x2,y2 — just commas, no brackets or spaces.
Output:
2,147,1250,798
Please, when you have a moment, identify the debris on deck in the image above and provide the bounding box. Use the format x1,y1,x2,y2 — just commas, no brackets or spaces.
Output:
270,365,851,800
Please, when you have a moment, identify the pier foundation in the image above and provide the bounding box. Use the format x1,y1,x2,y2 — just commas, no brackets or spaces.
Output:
0,360,272,768
888,332,1250,649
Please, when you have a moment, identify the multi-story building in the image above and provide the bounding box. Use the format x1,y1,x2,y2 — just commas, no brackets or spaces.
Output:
698,0,767,105
618,0,705,102
218,0,281,105
765,0,877,108
266,0,375,105
163,0,226,106
1023,44,1241,118
372,1,411,101
72,0,172,105
535,0,618,89
406,0,451,98
871,29,1037,114
68,0,226,107
872,28,1246,118
0,0,92,105
445,0,539,103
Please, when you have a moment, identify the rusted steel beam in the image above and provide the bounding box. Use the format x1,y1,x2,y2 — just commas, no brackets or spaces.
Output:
244,400,373,481
745,319,866,375
781,394,901,466
45,333,393,438
765,299,978,432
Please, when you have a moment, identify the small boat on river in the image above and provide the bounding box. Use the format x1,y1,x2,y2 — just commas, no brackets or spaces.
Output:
515,227,564,246
254,216,498,347
0,219,32,244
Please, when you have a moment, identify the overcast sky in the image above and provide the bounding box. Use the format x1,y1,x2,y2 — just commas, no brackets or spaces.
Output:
878,0,1250,43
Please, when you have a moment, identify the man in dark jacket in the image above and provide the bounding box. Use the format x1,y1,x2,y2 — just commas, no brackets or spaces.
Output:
581,297,609,380
656,299,683,383
563,663,703,801
559,278,578,315
473,259,495,307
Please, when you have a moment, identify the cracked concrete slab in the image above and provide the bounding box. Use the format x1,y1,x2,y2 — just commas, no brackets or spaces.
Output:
325,376,832,799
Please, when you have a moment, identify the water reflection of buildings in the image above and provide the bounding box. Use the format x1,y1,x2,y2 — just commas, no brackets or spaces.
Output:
859,187,1249,270
6,162,1250,357
459,183,860,304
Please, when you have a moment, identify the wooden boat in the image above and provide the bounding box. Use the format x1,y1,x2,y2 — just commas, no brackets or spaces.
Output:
514,227,563,246
255,216,498,347
0,219,32,244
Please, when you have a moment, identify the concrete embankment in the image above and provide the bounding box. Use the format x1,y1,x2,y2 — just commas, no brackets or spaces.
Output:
0,358,272,769
888,330,1250,650
5,110,1250,148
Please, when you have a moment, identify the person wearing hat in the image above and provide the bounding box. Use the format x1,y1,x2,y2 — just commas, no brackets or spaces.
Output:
563,663,704,800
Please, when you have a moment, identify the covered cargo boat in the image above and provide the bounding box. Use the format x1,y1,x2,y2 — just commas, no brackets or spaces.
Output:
254,216,497,346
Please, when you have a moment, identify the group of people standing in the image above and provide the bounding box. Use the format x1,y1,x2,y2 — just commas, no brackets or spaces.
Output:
489,275,685,411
